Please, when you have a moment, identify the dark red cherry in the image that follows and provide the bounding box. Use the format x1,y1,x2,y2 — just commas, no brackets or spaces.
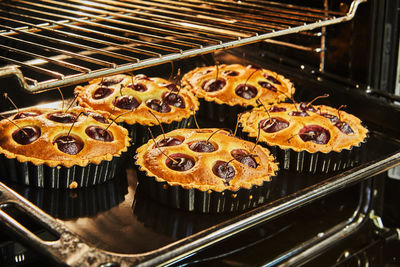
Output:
258,81,277,92
162,92,185,108
12,126,41,145
299,102,318,112
146,99,171,113
47,112,77,123
222,70,239,76
93,87,114,100
189,141,216,152
202,78,226,92
260,118,289,133
299,125,330,145
289,111,309,117
165,83,179,92
128,83,148,92
157,136,183,147
87,112,108,123
166,153,195,171
54,135,84,155
101,76,124,86
235,84,258,99
231,149,258,168
321,113,339,123
113,95,140,110
264,74,281,85
85,126,113,142
269,106,287,112
212,161,236,185
335,121,354,134
135,74,150,80
13,111,41,120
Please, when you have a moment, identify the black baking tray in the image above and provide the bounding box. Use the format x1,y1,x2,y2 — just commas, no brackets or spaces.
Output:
0,51,400,266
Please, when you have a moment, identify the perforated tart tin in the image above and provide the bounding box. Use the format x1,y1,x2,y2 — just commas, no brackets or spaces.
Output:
135,128,278,213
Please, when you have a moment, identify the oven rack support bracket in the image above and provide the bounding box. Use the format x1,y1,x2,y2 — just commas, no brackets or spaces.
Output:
0,0,367,94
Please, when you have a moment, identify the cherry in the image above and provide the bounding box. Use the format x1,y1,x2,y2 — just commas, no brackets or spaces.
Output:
14,111,41,120
166,153,195,171
258,81,277,92
222,70,239,76
162,92,185,108
321,113,339,123
47,112,77,123
202,78,226,92
128,83,147,92
101,76,124,86
54,135,84,155
299,102,318,113
113,95,140,110
85,126,113,142
335,121,354,134
163,83,179,92
146,99,171,113
156,136,183,147
231,149,258,168
289,111,309,117
269,106,286,112
235,84,258,99
212,161,236,185
189,141,216,152
93,87,114,99
87,112,108,123
12,126,41,145
259,118,289,133
264,74,281,85
299,125,330,145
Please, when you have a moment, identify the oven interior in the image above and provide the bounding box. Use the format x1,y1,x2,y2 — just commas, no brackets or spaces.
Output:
0,0,400,266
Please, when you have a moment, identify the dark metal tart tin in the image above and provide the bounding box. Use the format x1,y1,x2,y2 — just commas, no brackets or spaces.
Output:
0,152,126,189
135,168,277,213
197,99,248,129
121,115,194,148
5,173,128,219
241,129,368,173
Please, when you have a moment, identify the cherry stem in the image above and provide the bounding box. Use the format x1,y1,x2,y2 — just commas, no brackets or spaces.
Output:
3,93,19,112
223,158,235,171
120,84,124,96
233,113,242,137
206,128,233,144
168,61,175,82
191,107,200,129
256,98,271,120
337,105,347,121
276,89,298,112
215,63,219,81
0,114,28,136
67,111,85,137
251,123,261,153
105,109,132,131
56,88,65,111
65,93,79,113
148,110,166,141
147,127,178,164
244,68,259,88
306,93,329,107
287,132,315,143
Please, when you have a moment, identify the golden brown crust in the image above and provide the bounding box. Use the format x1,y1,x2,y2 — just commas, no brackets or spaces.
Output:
75,74,199,125
240,103,368,153
181,64,294,107
136,128,278,192
0,107,130,167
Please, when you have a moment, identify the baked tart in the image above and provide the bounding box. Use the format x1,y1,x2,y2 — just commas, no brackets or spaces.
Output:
239,102,368,173
75,74,199,145
0,107,130,188
135,128,278,212
181,64,294,126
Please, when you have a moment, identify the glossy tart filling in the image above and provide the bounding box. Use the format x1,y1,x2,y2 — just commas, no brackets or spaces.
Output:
181,64,294,107
240,103,368,153
0,108,130,167
75,74,199,125
136,128,278,192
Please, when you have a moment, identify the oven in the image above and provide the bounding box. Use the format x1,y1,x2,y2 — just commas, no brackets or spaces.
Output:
0,0,400,266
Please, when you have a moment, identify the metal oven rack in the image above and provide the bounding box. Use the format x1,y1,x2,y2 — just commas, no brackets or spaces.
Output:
0,0,366,93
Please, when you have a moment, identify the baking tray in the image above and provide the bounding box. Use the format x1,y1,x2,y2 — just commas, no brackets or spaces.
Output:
0,51,400,266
